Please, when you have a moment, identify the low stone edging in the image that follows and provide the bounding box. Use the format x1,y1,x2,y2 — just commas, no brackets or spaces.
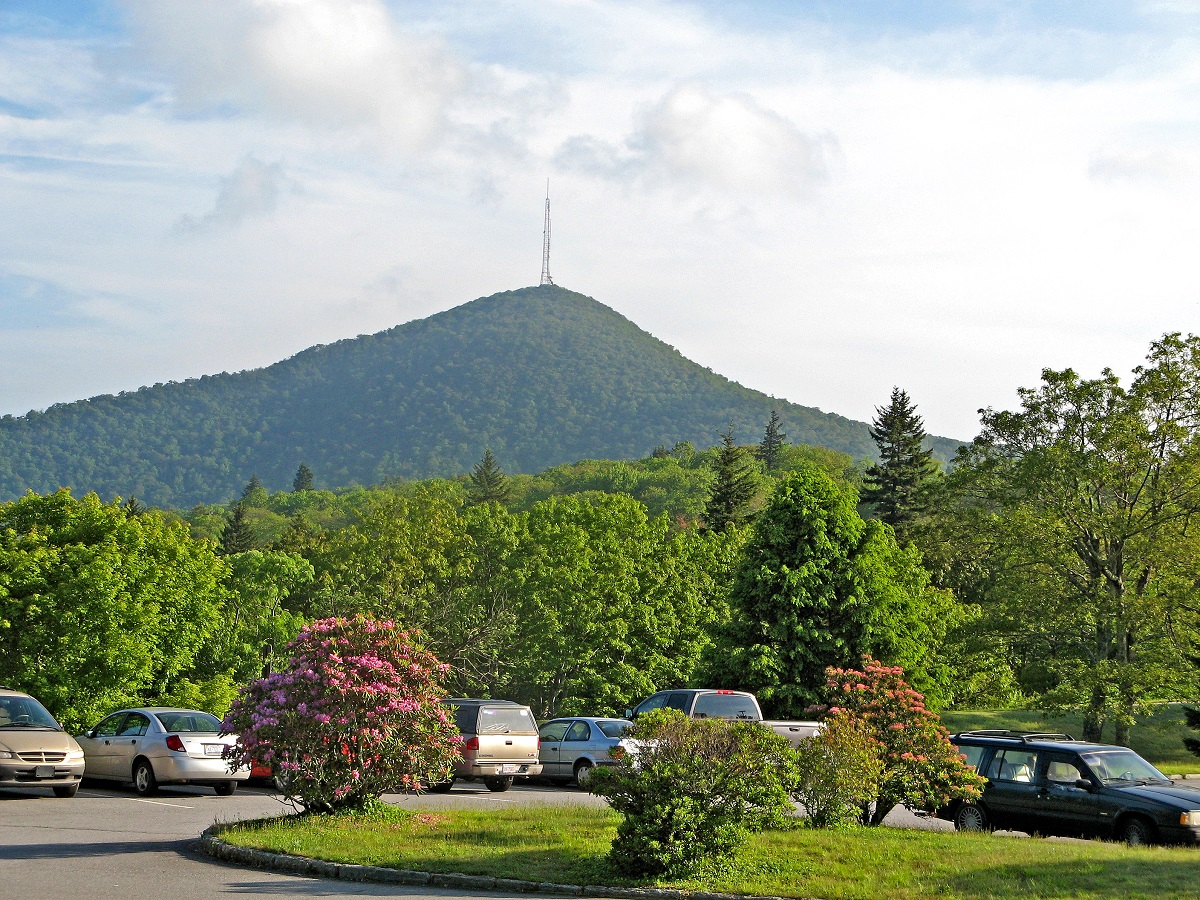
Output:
197,826,815,900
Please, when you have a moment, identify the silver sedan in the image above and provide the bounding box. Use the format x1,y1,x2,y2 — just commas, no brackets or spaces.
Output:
75,708,249,796
538,717,632,786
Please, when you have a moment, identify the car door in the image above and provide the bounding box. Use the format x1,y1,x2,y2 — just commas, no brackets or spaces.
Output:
108,712,151,782
79,713,128,778
561,720,594,771
538,720,571,778
1034,752,1103,836
981,748,1043,832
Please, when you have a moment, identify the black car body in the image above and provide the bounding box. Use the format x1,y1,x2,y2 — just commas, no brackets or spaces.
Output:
937,730,1200,845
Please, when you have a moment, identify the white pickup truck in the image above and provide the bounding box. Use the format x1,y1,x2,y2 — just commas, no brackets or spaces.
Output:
626,689,822,748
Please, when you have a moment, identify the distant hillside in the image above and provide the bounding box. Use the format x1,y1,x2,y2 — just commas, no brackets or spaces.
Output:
0,285,963,507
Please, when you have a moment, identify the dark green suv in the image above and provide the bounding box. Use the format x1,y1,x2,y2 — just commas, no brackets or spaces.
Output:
937,730,1200,845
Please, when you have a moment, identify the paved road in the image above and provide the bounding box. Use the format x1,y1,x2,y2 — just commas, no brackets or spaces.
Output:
0,778,957,899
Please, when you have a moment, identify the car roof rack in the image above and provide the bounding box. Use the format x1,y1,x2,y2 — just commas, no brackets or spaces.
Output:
956,729,1080,743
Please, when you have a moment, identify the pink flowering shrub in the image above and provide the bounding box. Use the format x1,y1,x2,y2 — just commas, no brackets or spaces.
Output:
813,658,985,826
222,615,460,812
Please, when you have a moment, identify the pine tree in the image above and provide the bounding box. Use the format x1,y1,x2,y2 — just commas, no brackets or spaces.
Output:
467,448,511,505
219,500,257,555
1185,705,1200,760
758,410,786,471
292,463,314,492
861,387,938,533
241,474,268,507
705,426,760,531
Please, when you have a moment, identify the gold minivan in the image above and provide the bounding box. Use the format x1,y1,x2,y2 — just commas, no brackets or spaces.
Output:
0,687,86,797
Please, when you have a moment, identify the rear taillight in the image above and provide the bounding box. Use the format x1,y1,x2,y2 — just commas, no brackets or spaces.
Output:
462,736,479,761
165,735,186,752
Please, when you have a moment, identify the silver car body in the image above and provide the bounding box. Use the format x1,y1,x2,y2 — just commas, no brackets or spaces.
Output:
76,707,249,795
538,717,632,784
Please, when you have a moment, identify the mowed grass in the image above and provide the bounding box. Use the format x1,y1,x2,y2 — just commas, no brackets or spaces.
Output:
941,704,1200,775
218,806,1200,900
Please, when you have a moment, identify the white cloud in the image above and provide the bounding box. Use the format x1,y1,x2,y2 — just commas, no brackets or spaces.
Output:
557,84,838,196
175,156,288,233
120,0,465,149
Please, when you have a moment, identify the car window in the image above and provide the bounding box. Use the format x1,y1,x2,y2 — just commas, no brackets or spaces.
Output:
450,704,477,734
0,696,60,729
1047,758,1085,784
985,749,1039,782
539,720,570,742
93,713,126,738
955,744,987,773
154,711,222,733
634,694,667,715
1081,749,1168,783
118,713,151,736
692,692,758,720
597,720,631,738
664,693,691,711
565,721,591,742
478,706,537,735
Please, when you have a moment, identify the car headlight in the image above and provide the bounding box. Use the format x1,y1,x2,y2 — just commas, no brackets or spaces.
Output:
66,749,85,761
0,749,12,759
1181,811,1200,827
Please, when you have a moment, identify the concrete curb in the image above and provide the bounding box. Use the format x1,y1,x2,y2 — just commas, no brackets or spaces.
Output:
197,827,819,900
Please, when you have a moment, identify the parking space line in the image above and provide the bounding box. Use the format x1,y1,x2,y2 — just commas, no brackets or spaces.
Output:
128,798,195,809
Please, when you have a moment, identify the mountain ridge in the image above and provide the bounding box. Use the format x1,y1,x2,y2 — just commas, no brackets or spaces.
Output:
0,285,963,507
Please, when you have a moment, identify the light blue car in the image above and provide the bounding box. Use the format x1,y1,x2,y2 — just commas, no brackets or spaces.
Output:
538,717,632,786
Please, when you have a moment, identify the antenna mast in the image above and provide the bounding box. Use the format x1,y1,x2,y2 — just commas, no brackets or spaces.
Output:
540,180,554,286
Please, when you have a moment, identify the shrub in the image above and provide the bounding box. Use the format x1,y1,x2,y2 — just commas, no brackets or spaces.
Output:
222,615,460,812
587,709,794,877
791,711,883,828
816,658,985,825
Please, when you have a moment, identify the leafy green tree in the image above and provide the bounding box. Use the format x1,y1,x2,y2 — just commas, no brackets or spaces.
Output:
0,490,227,730
240,474,268,507
861,388,938,535
932,335,1200,743
758,410,787,471
218,500,258,555
712,466,962,717
467,448,511,505
706,426,760,530
292,463,314,492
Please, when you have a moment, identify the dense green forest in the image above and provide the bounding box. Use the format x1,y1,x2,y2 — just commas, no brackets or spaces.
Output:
0,285,962,507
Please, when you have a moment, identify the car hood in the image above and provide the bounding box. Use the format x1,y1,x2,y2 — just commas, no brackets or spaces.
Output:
0,728,82,754
1112,782,1200,808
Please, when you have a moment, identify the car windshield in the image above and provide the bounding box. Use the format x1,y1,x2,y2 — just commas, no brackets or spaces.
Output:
1081,749,1170,784
154,711,223,733
597,720,631,738
0,696,61,729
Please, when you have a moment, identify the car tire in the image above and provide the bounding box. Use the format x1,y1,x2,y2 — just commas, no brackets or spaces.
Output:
573,760,594,787
427,780,455,793
1118,816,1155,846
484,776,513,792
214,781,237,796
953,802,989,832
133,759,158,796
53,783,79,798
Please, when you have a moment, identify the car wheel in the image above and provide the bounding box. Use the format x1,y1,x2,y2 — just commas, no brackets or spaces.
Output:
573,760,594,787
427,779,455,793
1118,816,1155,846
53,783,79,798
214,781,237,796
953,802,989,832
484,776,513,792
133,760,158,796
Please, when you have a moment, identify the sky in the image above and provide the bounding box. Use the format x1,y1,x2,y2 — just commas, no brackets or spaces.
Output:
2,1,1199,442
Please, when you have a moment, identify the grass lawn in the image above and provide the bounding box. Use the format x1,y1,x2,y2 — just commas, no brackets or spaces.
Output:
941,704,1200,776
218,806,1200,900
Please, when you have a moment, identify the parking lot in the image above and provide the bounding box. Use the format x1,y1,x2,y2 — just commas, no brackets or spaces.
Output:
0,778,954,899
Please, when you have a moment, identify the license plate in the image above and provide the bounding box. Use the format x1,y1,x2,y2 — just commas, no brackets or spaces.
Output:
204,744,224,756
500,764,519,774
35,765,54,779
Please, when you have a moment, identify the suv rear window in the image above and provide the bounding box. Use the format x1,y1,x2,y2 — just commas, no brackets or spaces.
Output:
477,706,537,734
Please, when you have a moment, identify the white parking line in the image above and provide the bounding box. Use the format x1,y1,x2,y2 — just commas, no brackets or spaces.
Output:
128,798,195,809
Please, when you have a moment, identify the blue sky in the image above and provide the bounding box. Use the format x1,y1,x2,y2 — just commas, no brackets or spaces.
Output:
3,1,1200,440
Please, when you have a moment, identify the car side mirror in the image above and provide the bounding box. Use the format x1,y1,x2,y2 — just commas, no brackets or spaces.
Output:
624,709,632,718
1074,778,1094,791
85,728,96,739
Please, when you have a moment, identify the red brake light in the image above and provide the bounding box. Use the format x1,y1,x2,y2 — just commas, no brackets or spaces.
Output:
165,735,186,752
716,690,736,694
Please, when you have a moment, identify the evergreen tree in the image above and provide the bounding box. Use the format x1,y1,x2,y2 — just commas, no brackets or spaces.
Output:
219,501,258,555
240,474,268,507
122,495,147,516
705,427,759,531
861,388,937,533
467,448,511,505
1183,704,1200,760
292,463,314,492
758,410,786,471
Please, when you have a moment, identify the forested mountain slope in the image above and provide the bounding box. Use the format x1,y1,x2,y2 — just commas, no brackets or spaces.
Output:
0,285,963,507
